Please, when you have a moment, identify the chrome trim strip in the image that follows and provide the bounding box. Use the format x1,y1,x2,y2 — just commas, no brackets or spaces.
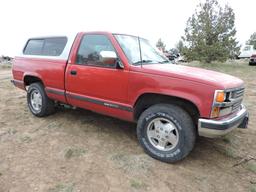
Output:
45,88,65,96
11,79,24,86
225,86,245,92
198,125,238,138
11,79,25,90
66,93,133,112
213,98,243,107
11,79,23,85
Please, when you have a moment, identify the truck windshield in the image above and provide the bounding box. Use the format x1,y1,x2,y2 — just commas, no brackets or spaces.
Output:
114,34,169,65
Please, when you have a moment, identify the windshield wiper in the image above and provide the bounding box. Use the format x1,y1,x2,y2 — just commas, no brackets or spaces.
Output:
133,59,170,65
159,60,170,64
133,59,154,65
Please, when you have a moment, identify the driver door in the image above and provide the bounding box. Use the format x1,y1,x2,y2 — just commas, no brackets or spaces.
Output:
65,34,131,117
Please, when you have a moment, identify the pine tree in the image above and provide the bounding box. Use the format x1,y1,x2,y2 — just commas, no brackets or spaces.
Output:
175,40,185,54
156,38,166,52
247,32,256,49
182,0,240,63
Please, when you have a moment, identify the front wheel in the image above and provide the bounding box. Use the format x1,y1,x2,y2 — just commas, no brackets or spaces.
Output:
27,82,55,117
137,104,196,163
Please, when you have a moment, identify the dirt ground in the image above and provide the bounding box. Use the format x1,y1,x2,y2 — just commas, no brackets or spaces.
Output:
0,62,255,192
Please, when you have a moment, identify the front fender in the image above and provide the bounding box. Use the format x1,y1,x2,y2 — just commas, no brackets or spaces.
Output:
131,85,214,118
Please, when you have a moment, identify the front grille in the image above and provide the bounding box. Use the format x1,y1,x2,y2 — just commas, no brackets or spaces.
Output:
232,100,242,112
231,88,244,99
230,88,244,113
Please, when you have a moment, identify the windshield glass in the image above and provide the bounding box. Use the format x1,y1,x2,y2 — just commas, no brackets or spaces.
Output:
114,34,169,65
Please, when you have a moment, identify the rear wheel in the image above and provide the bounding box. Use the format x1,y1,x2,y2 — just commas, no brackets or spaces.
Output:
27,82,55,117
137,104,196,163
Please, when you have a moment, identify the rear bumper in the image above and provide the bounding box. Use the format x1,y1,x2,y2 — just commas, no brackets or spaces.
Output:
198,105,249,138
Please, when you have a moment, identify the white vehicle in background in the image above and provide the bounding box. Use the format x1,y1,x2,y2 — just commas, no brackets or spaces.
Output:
238,45,256,59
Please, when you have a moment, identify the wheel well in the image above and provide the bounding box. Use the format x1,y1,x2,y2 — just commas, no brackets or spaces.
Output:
24,75,43,86
134,93,200,125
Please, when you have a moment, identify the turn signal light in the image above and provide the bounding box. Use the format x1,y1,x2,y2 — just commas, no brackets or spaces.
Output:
215,91,225,103
211,107,220,118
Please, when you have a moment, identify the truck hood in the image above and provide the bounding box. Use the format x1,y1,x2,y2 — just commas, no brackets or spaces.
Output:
139,64,244,89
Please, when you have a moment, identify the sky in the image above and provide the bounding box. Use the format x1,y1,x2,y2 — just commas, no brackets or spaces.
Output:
0,0,255,56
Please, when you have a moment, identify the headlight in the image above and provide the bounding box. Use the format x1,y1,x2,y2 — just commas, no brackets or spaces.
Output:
211,90,231,118
211,88,244,118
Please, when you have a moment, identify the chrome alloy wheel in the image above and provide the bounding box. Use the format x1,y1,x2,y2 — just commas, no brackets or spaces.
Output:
30,89,42,111
146,117,179,151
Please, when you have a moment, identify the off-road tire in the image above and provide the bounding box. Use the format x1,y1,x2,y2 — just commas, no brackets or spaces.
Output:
27,82,55,117
137,104,196,163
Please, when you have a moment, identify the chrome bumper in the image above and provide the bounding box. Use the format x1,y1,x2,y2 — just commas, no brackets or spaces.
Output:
198,105,249,138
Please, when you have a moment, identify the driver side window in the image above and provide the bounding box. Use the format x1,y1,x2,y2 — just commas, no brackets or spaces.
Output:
76,34,116,67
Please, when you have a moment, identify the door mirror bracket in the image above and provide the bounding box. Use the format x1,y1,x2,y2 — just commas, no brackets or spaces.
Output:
116,58,124,69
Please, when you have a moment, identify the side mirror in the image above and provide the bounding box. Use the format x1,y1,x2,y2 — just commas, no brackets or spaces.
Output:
100,51,124,69
99,51,117,64
99,51,124,69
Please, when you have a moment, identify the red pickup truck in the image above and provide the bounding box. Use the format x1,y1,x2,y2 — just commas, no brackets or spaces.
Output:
12,32,249,163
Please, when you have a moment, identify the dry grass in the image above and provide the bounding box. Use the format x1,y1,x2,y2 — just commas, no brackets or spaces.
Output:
130,179,147,189
247,163,256,173
111,153,153,176
0,61,255,192
48,183,74,192
64,147,87,159
251,185,256,192
0,61,12,69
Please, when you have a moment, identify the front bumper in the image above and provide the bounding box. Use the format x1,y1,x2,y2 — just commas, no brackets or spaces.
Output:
198,105,249,138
